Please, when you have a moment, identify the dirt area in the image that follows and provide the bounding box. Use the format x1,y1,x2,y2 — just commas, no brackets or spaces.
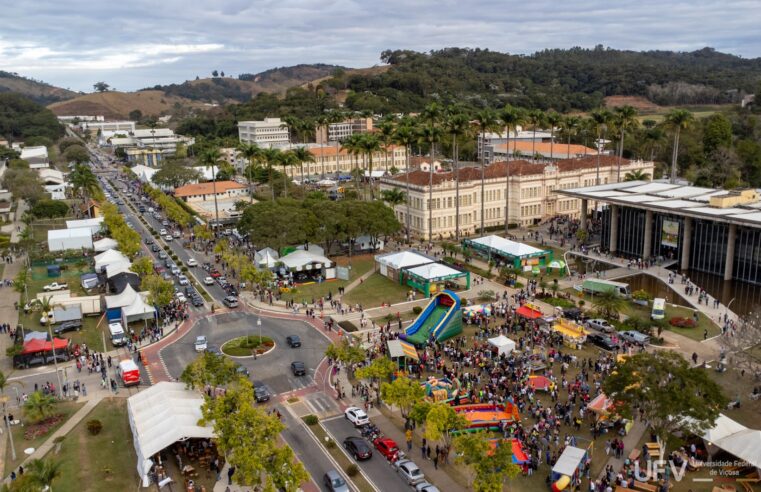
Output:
604,95,662,112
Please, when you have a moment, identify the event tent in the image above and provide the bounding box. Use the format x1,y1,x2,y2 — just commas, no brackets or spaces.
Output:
528,375,553,391
697,413,761,469
95,249,130,272
108,272,141,294
280,250,333,271
47,228,93,252
93,237,118,252
402,262,470,296
128,382,215,486
463,235,553,269
587,393,614,415
105,284,139,309
516,303,544,319
387,339,419,361
21,336,69,355
66,217,104,234
376,250,434,271
106,262,133,279
487,335,516,356
121,295,155,325
255,247,279,268
551,445,587,482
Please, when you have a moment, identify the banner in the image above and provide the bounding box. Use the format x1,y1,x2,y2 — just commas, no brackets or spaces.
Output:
661,219,679,248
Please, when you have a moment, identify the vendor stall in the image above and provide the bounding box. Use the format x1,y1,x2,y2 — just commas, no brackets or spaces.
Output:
487,335,516,357
516,302,544,320
462,235,553,270
387,339,419,370
551,445,588,491
552,318,589,348
400,262,470,297
279,249,335,283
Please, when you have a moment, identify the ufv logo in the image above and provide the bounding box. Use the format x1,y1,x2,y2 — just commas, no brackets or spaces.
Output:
632,442,688,483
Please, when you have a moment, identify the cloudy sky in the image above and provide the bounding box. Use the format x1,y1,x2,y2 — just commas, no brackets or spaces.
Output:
2,0,760,92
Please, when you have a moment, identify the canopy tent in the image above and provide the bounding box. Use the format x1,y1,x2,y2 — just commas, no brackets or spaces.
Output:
516,303,544,319
696,413,761,469
21,337,69,355
128,382,215,487
387,340,419,361
587,393,614,415
255,247,279,268
93,237,119,252
528,375,553,391
66,217,104,234
463,304,492,318
24,331,48,342
122,295,155,325
316,179,336,187
487,335,516,356
95,249,130,272
463,235,553,269
106,262,132,279
105,284,139,309
280,250,333,271
296,244,325,257
551,445,587,482
108,272,141,294
402,262,470,297
376,250,434,271
47,228,93,252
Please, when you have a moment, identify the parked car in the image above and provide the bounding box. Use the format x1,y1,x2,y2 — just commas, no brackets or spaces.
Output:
172,230,181,238
205,345,221,356
144,237,154,245
150,244,161,252
343,437,372,460
159,229,167,236
372,437,400,461
175,292,187,303
290,361,306,376
587,333,620,351
203,276,214,285
345,406,369,426
620,330,651,346
415,482,441,492
253,381,270,402
194,336,208,352
43,282,68,291
191,296,204,307
323,470,350,492
223,296,239,308
395,460,425,485
286,335,301,348
586,318,615,333
234,364,249,377
562,307,588,322
158,251,167,259
164,235,173,241
53,320,82,335
171,267,181,276
185,258,198,267
178,275,189,286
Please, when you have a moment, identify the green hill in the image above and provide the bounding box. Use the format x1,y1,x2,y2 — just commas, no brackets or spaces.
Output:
0,71,79,105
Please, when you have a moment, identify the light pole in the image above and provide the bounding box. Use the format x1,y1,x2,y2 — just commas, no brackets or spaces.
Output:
257,317,262,342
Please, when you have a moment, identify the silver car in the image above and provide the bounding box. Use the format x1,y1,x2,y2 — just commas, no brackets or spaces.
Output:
586,318,615,333
620,330,650,346
397,460,425,486
323,469,349,492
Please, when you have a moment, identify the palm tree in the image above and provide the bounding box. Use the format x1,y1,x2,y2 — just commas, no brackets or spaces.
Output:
381,188,406,208
291,146,315,189
613,105,639,181
642,126,665,161
360,133,382,199
315,114,330,176
561,115,582,159
262,148,282,200
526,109,546,161
499,105,525,235
444,111,471,241
341,134,363,193
28,458,63,492
474,109,499,235
279,150,299,197
199,148,222,227
420,103,442,242
23,391,58,423
393,123,417,242
665,109,694,184
30,295,64,398
624,169,651,181
545,111,562,161
589,108,614,185
376,117,396,172
236,142,262,202
280,115,300,148
592,290,626,320
0,371,21,461
69,164,99,215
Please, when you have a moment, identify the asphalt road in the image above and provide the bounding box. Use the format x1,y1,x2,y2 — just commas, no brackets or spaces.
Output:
159,311,329,395
322,415,414,491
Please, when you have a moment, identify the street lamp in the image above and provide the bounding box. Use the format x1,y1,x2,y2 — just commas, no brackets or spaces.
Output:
257,317,262,342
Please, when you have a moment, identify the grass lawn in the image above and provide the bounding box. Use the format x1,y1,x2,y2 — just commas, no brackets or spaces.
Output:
622,302,719,341
303,419,374,492
281,255,375,303
48,398,139,492
28,264,93,297
221,335,274,356
4,401,85,476
29,218,70,244
16,310,107,351
342,273,411,308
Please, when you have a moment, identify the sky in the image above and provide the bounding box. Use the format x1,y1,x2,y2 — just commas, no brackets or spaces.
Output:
1,0,760,92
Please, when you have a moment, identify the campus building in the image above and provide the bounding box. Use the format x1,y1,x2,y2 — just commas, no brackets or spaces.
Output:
237,118,291,147
284,145,407,177
556,182,761,284
81,120,136,135
378,156,654,239
316,117,373,144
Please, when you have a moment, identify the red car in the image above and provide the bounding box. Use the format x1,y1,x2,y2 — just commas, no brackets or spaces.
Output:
210,270,222,278
373,437,400,462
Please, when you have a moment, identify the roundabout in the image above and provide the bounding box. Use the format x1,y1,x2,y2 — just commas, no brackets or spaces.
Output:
221,335,275,357
159,311,331,395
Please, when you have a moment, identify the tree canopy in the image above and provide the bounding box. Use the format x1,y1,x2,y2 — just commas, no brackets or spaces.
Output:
0,93,64,141
151,159,202,188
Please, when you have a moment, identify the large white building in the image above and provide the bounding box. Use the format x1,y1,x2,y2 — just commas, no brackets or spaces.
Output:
477,129,553,160
316,117,373,144
238,118,291,147
379,156,655,238
284,145,407,177
81,120,136,134
20,146,50,168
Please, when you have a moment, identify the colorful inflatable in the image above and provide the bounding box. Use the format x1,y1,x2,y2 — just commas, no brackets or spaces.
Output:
551,475,571,491
487,438,529,467
452,403,520,429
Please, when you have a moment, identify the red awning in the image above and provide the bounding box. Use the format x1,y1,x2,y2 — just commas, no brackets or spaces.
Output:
516,305,542,319
21,337,69,355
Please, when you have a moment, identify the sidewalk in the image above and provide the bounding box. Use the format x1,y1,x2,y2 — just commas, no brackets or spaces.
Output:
596,419,647,480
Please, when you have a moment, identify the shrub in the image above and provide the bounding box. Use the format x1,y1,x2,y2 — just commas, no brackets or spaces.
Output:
669,317,696,328
303,414,319,426
632,289,652,301
86,419,103,435
543,297,575,308
345,464,359,477
412,306,423,315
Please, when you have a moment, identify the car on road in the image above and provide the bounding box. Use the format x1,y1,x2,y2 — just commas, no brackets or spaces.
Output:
343,436,372,461
395,460,425,486
290,361,306,376
587,333,620,351
203,276,214,285
223,296,239,308
561,307,588,323
144,237,154,245
415,482,441,492
172,230,181,238
191,296,204,307
151,244,160,252
175,292,187,303
178,275,189,286
164,235,173,241
185,258,198,267
323,470,349,492
159,229,167,235
205,345,221,356
620,330,651,346
162,272,173,281
253,381,270,402
162,220,169,226
194,336,208,352
158,251,167,259
344,406,369,426
286,335,301,348
586,318,615,333
372,436,400,461
52,320,82,335
171,266,181,276
210,270,222,278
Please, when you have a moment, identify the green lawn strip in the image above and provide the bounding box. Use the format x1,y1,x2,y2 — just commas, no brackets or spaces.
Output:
4,401,85,476
281,256,375,303
28,265,93,297
301,419,374,492
342,273,411,308
46,398,139,492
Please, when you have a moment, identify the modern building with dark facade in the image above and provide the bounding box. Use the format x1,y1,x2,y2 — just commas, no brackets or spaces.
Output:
556,181,761,285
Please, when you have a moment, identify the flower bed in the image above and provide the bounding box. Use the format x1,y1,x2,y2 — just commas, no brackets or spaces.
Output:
221,336,274,357
24,414,64,440
669,317,696,328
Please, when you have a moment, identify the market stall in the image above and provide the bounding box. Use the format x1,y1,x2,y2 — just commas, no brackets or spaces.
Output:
487,335,516,357
516,302,544,320
551,445,588,491
387,339,419,370
400,262,470,297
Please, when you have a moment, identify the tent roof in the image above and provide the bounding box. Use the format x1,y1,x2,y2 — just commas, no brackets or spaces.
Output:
109,272,141,293
552,446,586,476
587,393,614,414
105,284,139,309
516,304,543,319
128,382,214,472
387,340,419,360
528,375,552,390
280,250,332,269
487,335,514,348
122,295,155,317
93,237,119,252
21,337,69,355
66,217,104,229
468,235,547,258
376,250,434,270
47,228,92,240
24,331,48,342
106,262,132,278
712,430,761,468
255,248,279,268
405,262,464,280
95,248,128,264
700,413,749,443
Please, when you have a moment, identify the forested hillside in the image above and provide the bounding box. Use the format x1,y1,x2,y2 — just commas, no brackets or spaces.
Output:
324,47,761,113
0,71,78,105
0,93,64,142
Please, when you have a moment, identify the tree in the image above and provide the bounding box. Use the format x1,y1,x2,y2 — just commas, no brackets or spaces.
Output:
199,148,222,227
499,105,525,234
624,169,651,181
23,391,58,423
665,109,694,183
424,402,469,450
613,105,639,181
589,108,613,185
393,123,417,241
359,133,382,199
237,142,263,201
180,351,240,390
151,160,201,188
325,340,365,377
30,295,63,397
128,109,143,122
129,257,154,277
200,381,308,490
703,113,733,154
3,167,45,203
93,82,110,92
445,110,472,240
526,109,545,160
27,458,63,492
63,144,90,164
591,290,625,320
454,432,521,492
355,357,395,403
381,188,405,207
30,199,68,218
262,148,282,200
719,308,761,379
69,163,99,209
545,111,563,160
603,351,727,441
141,274,174,307
380,376,425,419
211,70,219,77
420,103,443,242
278,150,299,197
473,109,499,235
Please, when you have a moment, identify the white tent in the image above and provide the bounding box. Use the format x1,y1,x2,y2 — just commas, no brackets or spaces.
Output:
95,249,130,272
316,179,336,187
487,335,516,356
405,262,462,280
93,237,118,252
280,249,332,270
552,445,587,477
470,235,545,257
106,262,132,279
47,228,93,252
375,250,434,273
128,382,215,486
66,217,104,234
296,244,325,257
698,413,761,469
700,413,747,444
121,295,155,325
255,247,279,268
105,284,139,309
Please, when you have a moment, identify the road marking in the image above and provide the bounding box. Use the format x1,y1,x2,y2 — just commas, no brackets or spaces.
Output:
322,414,345,423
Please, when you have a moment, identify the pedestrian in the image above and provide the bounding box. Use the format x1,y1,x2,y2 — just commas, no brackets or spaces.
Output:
227,465,235,485
433,453,439,469
421,438,427,459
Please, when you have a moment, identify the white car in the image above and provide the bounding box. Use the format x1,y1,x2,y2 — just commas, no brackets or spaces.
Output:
165,235,173,241
172,230,181,238
171,266,181,276
344,407,369,426
186,258,198,267
415,482,440,492
396,460,425,486
203,276,214,285
176,292,187,303
194,336,207,352
178,275,189,286
159,229,167,235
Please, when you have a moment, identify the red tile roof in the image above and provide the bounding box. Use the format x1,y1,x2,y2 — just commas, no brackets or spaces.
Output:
175,180,247,197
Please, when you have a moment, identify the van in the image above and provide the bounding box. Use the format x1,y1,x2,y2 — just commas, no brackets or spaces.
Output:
109,322,126,346
118,359,141,387
651,298,666,320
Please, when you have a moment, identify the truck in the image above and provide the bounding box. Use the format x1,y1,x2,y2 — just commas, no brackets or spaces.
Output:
579,279,631,298
109,322,127,346
118,359,141,387
43,282,68,291
39,305,83,326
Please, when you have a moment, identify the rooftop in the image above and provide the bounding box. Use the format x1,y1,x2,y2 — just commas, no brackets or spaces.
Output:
175,180,247,197
556,181,761,228
492,141,598,158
